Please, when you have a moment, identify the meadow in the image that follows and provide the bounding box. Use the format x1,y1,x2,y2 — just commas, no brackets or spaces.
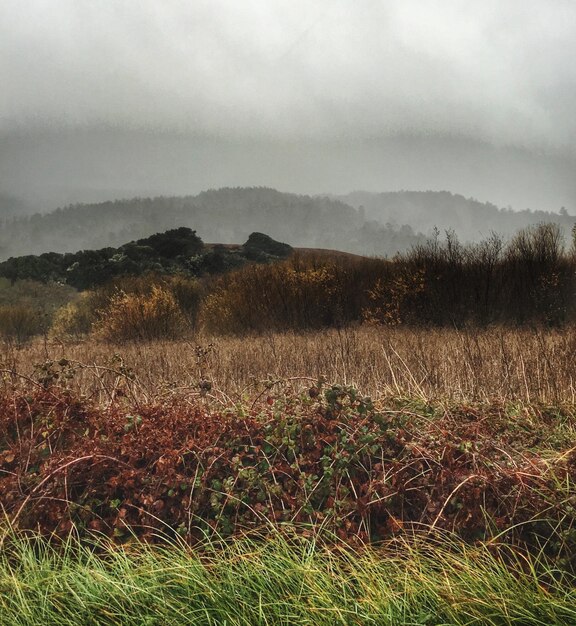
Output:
5,325,576,404
1,326,576,624
1,223,576,623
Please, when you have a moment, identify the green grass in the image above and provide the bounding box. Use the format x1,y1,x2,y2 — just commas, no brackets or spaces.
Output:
0,529,575,625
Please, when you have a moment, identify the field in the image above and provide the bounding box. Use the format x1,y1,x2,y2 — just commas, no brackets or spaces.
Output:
1,326,576,624
6,325,576,403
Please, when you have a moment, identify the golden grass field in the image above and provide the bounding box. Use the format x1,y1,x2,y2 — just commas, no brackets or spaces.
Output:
3,325,576,406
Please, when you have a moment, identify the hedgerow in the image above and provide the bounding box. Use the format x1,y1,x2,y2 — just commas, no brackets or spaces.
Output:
0,370,575,570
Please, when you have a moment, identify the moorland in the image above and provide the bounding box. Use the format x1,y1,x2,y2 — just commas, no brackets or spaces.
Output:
0,205,576,624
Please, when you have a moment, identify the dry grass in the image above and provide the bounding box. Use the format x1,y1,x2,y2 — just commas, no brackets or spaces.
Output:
2,325,576,405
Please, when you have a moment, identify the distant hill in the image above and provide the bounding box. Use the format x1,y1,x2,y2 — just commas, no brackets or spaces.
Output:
338,190,575,242
2,187,572,262
0,187,423,260
0,228,296,290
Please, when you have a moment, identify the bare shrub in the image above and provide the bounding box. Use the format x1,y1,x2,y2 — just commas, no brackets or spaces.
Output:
399,223,573,326
0,304,43,345
504,223,571,324
94,285,188,342
50,273,202,340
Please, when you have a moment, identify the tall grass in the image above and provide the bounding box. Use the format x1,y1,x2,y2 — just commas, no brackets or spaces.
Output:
2,325,576,623
6,326,576,404
1,529,575,625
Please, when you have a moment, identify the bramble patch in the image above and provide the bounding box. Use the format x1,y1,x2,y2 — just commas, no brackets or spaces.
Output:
0,379,574,569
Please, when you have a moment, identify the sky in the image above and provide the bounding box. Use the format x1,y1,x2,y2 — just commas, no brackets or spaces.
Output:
1,0,575,209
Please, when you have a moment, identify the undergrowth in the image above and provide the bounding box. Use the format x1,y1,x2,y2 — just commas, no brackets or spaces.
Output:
1,351,576,623
0,364,575,570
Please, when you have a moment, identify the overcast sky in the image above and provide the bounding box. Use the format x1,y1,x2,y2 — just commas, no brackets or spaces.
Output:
1,1,575,208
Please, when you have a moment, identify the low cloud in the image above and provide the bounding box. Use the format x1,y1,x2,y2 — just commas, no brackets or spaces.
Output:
1,0,575,152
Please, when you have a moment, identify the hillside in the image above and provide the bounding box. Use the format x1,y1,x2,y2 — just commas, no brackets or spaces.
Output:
339,190,575,241
0,228,293,290
0,187,423,260
2,187,574,263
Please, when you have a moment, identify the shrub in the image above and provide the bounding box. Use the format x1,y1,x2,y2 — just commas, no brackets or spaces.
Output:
201,256,344,333
51,273,203,340
168,275,203,328
0,304,44,345
1,382,575,560
93,285,188,342
243,232,293,259
362,268,426,326
134,227,204,259
50,293,97,339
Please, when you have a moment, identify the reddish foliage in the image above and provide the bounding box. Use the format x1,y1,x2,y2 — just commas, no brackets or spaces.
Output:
0,386,574,554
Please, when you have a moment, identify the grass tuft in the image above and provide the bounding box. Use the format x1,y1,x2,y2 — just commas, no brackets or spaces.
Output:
1,529,575,625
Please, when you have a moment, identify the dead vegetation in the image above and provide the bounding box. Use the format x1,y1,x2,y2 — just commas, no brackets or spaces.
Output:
0,371,575,559
0,324,574,581
3,325,576,405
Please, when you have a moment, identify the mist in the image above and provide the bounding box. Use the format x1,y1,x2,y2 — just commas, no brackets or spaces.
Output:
1,129,575,213
1,0,575,213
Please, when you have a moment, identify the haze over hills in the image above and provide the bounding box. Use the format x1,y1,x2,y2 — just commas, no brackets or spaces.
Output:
0,191,31,218
0,187,424,260
0,186,574,263
2,129,575,216
339,190,575,243
2,3,576,262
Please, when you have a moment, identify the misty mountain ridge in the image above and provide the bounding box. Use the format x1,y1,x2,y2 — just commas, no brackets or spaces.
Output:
339,190,575,243
0,187,423,260
0,187,573,262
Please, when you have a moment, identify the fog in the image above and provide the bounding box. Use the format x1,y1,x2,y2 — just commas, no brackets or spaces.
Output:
1,0,575,212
